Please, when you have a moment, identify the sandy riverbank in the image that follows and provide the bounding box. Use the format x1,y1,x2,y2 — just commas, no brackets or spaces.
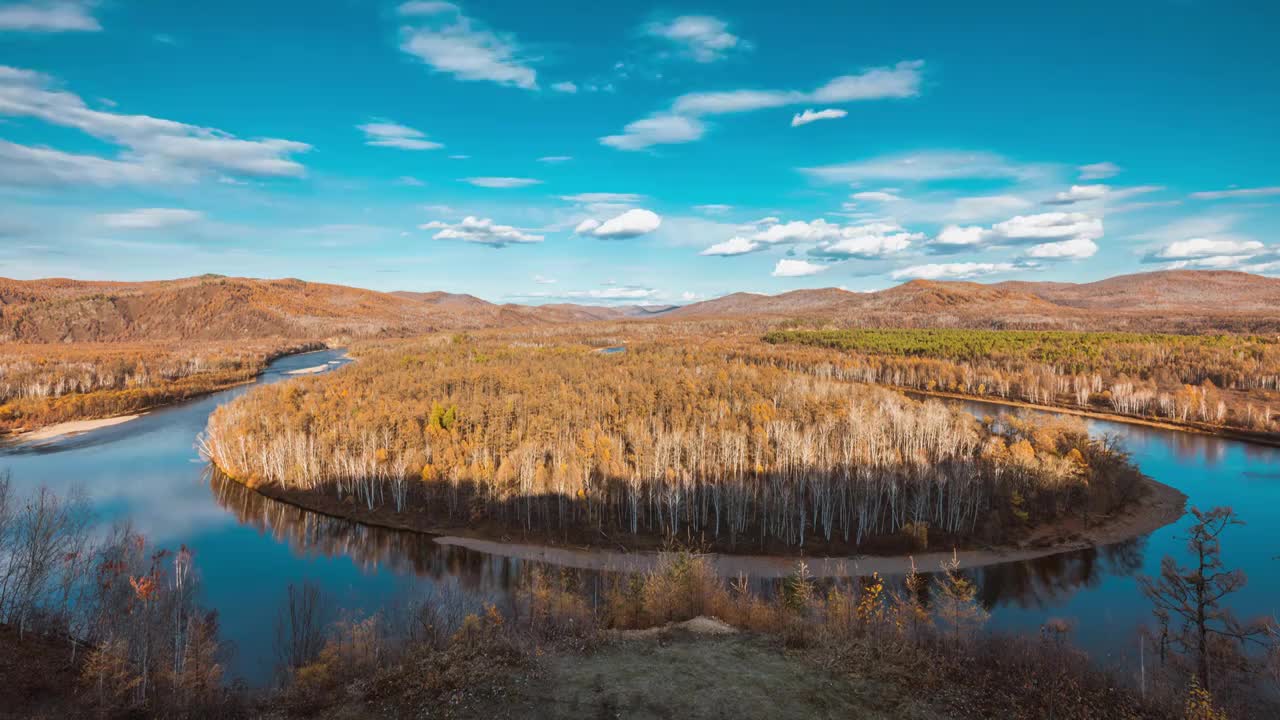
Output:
284,364,330,375
13,414,142,443
228,471,1185,579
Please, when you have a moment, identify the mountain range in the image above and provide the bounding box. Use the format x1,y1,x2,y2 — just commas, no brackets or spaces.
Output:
1,270,1277,343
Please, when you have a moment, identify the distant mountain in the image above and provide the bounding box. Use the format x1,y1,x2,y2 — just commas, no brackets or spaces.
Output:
0,276,677,343
669,271,1280,333
2,270,1274,343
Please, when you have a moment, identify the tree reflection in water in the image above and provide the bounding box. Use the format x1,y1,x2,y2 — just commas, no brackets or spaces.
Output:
210,468,1151,617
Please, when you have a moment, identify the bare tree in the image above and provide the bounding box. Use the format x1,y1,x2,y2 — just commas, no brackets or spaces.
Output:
275,581,329,677
1140,506,1269,693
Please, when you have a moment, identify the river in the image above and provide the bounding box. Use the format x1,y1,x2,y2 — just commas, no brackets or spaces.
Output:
2,349,1277,681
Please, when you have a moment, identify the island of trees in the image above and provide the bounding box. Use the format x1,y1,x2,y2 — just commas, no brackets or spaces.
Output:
202,334,1151,553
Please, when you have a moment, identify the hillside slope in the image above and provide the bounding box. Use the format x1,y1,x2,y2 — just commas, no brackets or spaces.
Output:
670,271,1280,332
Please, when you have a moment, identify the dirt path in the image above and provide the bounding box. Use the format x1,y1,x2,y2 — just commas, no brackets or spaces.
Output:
494,628,944,720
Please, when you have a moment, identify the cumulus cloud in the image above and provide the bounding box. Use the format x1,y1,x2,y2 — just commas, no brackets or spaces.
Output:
462,176,541,188
645,15,743,63
992,212,1103,242
925,211,1103,259
1189,186,1280,200
802,150,1034,184
551,81,577,93
931,225,987,250
396,2,537,89
600,113,704,150
603,61,920,150
421,216,543,247
97,208,204,229
0,1,99,32
575,208,662,239
1140,237,1273,270
1148,237,1265,260
1046,184,1110,205
772,259,828,277
891,262,1018,280
538,155,572,163
790,108,847,127
700,236,758,256
700,218,919,260
0,66,310,186
809,228,920,259
1024,237,1098,259
1078,161,1120,180
694,203,732,214
358,120,443,150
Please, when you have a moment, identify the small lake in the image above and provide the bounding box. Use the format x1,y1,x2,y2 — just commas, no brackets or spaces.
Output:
3,351,1278,681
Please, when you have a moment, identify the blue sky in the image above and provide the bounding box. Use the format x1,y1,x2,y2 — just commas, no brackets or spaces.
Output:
1,0,1278,304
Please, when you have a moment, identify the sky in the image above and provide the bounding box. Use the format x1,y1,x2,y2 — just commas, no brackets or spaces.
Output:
1,0,1278,305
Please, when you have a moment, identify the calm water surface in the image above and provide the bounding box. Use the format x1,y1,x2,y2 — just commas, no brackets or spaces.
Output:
2,352,1277,680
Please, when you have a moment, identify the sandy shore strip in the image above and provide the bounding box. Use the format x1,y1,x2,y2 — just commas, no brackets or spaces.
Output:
285,364,330,375
431,477,1187,579
14,414,142,443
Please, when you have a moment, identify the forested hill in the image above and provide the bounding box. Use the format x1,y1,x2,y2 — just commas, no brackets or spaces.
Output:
0,276,665,343
668,270,1280,333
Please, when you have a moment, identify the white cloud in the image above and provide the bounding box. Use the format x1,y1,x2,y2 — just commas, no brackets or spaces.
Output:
772,259,828,277
1024,237,1098,259
396,2,537,89
672,61,921,117
925,211,1103,258
1189,186,1280,200
0,140,171,185
810,61,924,103
96,208,204,229
513,285,662,303
1047,184,1110,204
700,236,758,256
600,113,704,150
992,212,1103,241
462,176,541,188
538,155,572,163
397,176,426,186
575,208,662,239
604,61,920,150
0,1,99,32
932,225,988,248
945,194,1032,221
0,66,309,185
1148,237,1265,260
791,108,847,127
1078,162,1120,181
358,120,443,150
850,191,900,203
645,15,743,63
891,262,1018,280
694,203,732,214
810,229,919,259
551,81,578,93
561,192,644,204
421,216,542,247
802,150,1034,184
